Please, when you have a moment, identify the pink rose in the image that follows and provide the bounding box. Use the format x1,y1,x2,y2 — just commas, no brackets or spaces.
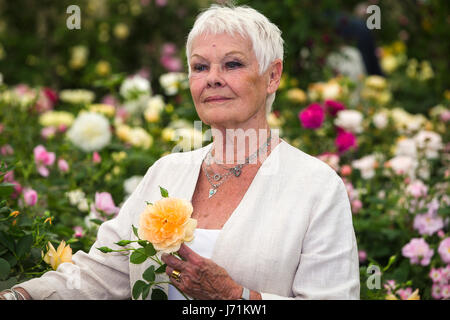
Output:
11,181,22,199
160,55,182,72
406,180,428,198
351,199,363,214
3,171,14,183
101,94,119,108
155,0,167,7
161,43,177,56
93,151,102,164
0,144,14,156
340,164,352,176
324,99,346,117
438,238,450,264
58,158,70,173
73,226,83,238
90,192,120,219
431,283,442,299
402,238,434,266
41,126,57,140
23,188,38,206
42,87,58,105
413,212,444,236
34,88,57,113
335,128,357,153
57,124,68,133
358,250,367,263
298,103,325,129
34,145,55,177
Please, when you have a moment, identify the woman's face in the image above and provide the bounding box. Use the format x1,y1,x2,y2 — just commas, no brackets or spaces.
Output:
188,33,281,130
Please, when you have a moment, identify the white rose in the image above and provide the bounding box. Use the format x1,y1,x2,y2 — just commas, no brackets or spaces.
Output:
128,127,153,149
334,109,363,133
120,75,151,100
144,95,165,122
77,198,89,212
413,130,443,159
67,112,111,152
66,189,86,206
373,112,388,129
395,138,417,158
352,154,377,179
387,155,418,178
159,72,188,96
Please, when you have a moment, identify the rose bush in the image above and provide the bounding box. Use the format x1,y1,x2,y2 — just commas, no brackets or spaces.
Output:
0,0,449,300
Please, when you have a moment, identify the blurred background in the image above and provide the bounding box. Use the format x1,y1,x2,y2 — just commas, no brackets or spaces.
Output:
0,0,449,300
0,0,449,113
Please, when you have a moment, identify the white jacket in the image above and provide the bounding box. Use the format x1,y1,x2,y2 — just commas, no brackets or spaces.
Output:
16,140,360,299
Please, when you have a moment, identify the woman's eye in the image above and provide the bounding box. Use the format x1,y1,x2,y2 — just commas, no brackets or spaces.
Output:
193,64,208,72
225,61,243,69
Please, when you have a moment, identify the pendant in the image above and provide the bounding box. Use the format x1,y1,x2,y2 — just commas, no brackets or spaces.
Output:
208,188,217,198
213,174,221,181
232,167,241,177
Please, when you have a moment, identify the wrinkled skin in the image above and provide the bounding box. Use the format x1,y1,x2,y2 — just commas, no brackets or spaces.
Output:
162,243,242,300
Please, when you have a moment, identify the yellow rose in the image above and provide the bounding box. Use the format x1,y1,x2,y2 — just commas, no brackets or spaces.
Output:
286,88,307,103
89,103,115,117
116,124,132,142
95,61,111,76
365,75,387,90
138,198,197,253
42,240,73,270
114,23,129,40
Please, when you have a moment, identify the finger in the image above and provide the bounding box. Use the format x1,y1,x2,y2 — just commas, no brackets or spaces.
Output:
165,266,184,286
178,243,202,263
161,253,186,271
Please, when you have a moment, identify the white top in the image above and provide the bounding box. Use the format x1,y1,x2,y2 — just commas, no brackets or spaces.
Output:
168,229,220,300
15,139,360,299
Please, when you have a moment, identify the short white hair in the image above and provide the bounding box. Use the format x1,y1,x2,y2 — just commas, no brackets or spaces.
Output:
186,4,284,114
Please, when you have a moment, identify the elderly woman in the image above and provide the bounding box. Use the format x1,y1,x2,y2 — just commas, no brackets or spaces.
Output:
1,5,359,300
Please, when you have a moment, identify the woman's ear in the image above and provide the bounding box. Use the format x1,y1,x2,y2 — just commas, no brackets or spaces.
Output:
267,59,283,95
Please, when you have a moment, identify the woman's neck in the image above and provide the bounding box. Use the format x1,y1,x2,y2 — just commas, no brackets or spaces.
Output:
209,125,279,166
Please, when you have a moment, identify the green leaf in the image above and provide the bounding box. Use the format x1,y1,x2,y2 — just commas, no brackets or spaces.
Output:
155,264,167,274
144,242,157,256
16,234,33,258
132,280,146,300
143,265,156,282
151,288,168,300
137,240,148,247
130,248,147,264
0,258,10,281
96,246,113,253
0,231,15,253
132,225,139,239
145,201,153,206
159,186,169,198
90,219,104,226
142,283,151,300
0,183,15,197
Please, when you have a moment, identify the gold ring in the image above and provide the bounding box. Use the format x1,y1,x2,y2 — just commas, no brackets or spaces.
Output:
171,269,181,281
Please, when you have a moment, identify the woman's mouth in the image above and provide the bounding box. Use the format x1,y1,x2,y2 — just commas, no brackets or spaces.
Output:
204,96,232,103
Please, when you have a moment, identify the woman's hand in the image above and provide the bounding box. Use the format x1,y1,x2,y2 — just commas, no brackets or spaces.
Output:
161,243,242,300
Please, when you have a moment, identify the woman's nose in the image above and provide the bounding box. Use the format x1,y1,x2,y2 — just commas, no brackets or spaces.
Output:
206,65,224,88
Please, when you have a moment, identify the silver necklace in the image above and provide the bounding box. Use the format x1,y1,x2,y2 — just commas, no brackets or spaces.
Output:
203,131,272,198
